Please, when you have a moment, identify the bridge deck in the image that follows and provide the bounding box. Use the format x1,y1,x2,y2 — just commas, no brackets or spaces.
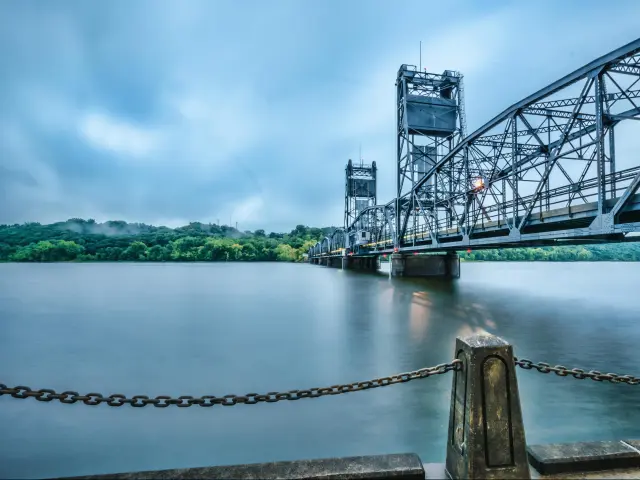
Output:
314,192,640,257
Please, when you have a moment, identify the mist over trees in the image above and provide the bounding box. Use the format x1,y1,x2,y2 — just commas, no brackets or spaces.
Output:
1,219,639,262
0,220,332,263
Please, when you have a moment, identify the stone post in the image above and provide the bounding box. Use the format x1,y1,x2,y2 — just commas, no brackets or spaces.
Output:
445,334,530,480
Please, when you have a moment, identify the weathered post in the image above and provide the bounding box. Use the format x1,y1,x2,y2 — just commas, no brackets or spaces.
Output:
445,334,530,479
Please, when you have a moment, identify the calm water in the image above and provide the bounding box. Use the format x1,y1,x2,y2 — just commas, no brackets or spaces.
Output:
1,261,639,478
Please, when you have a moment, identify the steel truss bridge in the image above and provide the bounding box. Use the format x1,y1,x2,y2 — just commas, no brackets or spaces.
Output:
310,38,640,260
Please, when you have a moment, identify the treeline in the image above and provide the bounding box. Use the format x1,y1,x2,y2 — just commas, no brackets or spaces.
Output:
1,219,640,262
0,219,333,263
459,243,640,262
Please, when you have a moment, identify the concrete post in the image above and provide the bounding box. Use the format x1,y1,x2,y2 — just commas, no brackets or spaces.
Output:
445,334,529,480
390,254,405,276
445,252,460,279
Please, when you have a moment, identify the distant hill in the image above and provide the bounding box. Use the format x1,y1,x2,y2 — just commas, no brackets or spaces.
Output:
0,219,337,262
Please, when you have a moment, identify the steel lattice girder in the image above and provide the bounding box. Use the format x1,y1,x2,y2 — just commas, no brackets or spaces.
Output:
389,38,640,252
311,39,640,258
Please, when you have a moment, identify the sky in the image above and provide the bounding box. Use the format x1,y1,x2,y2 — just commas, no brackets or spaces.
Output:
1,0,640,233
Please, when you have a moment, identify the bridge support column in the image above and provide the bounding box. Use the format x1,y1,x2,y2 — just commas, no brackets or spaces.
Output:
390,253,460,279
343,256,378,272
327,257,342,268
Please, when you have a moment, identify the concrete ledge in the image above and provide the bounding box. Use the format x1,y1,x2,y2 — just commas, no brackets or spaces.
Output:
527,440,640,475
51,453,425,480
425,462,640,479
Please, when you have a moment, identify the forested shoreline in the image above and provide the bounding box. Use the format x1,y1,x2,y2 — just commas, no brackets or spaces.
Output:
0,219,328,262
1,219,640,262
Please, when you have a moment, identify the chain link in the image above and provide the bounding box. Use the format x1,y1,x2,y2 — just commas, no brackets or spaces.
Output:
514,358,640,385
0,361,461,408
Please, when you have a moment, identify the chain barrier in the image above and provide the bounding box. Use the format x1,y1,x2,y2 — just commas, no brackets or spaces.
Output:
2,357,637,408
514,358,640,385
0,360,461,408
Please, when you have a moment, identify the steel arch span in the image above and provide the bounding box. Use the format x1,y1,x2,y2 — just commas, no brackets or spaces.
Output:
395,37,640,253
311,37,640,259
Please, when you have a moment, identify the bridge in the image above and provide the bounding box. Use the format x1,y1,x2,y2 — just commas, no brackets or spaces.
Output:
309,38,640,278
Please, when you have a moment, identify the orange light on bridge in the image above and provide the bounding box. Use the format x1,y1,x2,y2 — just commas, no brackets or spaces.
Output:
472,177,485,190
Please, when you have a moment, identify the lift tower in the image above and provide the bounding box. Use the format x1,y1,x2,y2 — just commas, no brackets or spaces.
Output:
344,159,377,230
395,65,466,247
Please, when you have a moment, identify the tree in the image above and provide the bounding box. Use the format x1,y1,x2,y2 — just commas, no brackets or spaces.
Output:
147,244,168,261
11,240,84,262
276,244,297,262
121,241,148,261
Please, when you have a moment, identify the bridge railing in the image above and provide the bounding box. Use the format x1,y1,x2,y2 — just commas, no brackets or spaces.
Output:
2,333,639,479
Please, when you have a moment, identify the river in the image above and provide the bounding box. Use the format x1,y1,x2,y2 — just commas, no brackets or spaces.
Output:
1,261,639,478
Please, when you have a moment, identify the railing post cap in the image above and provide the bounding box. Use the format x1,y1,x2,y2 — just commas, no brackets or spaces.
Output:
459,333,509,348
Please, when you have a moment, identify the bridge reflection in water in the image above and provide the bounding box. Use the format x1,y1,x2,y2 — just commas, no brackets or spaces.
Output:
309,38,640,278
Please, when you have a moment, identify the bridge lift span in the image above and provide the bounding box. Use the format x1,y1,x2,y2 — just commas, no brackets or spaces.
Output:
309,38,640,278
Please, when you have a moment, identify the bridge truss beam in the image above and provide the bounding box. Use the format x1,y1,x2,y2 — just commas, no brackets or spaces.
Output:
390,38,640,252
310,38,640,259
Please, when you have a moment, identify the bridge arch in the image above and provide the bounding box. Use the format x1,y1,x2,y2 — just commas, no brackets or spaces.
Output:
397,38,640,250
329,228,347,252
320,237,331,255
346,202,396,252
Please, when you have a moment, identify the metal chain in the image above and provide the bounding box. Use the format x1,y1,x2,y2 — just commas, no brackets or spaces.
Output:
0,360,461,408
4,357,636,408
514,358,640,385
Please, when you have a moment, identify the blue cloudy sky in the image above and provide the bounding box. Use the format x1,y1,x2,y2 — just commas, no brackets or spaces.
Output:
2,0,640,232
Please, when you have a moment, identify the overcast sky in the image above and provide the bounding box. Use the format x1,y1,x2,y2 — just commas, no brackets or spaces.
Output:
1,0,640,232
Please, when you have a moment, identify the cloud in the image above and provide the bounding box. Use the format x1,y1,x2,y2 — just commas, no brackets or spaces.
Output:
231,195,265,228
1,0,640,231
78,112,160,158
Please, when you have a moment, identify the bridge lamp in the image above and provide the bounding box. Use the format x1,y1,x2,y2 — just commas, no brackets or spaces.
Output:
472,177,485,191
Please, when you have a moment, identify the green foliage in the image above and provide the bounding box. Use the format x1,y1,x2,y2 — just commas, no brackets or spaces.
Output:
275,244,298,262
10,240,84,262
0,220,328,263
458,243,640,262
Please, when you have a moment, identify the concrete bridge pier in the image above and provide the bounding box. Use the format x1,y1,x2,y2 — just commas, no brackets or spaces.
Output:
390,252,460,279
326,257,342,268
343,256,379,272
